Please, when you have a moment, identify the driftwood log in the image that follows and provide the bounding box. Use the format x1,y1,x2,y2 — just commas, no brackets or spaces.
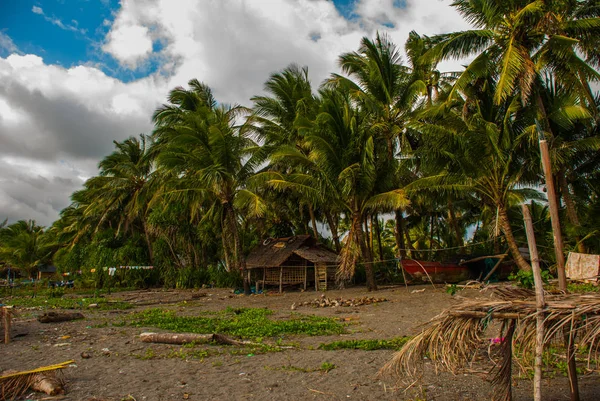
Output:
140,332,260,347
30,373,65,395
38,312,84,323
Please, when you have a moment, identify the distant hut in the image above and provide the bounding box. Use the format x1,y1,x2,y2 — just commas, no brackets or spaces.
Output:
37,264,57,280
246,235,338,292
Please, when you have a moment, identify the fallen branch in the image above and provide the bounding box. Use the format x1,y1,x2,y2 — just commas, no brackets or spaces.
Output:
139,332,263,347
38,312,84,324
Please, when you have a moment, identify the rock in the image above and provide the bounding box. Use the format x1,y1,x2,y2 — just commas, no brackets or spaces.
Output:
81,351,92,359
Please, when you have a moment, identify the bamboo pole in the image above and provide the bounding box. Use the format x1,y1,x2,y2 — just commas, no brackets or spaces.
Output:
522,204,545,401
539,139,567,291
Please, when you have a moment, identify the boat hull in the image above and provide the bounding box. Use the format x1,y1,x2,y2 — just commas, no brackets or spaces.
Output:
401,260,470,284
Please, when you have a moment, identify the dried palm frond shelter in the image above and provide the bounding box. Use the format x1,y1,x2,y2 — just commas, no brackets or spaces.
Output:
381,286,600,401
246,235,338,292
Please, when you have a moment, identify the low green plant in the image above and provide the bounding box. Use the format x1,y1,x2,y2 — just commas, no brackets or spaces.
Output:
132,307,345,339
319,337,410,351
567,282,599,293
320,362,336,372
446,284,458,296
508,270,551,289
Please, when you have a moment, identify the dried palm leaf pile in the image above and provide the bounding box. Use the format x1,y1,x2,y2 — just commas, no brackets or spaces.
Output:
293,296,388,309
381,286,600,401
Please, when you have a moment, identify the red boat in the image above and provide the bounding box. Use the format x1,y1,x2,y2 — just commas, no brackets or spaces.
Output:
401,255,515,284
401,260,469,283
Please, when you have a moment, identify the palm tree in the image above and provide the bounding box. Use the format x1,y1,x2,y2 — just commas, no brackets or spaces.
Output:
152,79,264,295
0,220,52,278
81,135,156,263
408,75,540,271
266,87,409,290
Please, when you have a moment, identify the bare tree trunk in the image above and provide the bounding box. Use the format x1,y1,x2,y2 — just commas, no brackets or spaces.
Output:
558,172,586,253
325,211,341,252
394,210,407,258
354,211,377,291
308,204,319,240
498,203,531,271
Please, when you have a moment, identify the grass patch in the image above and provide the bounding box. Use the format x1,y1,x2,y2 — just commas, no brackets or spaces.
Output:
319,337,410,351
567,283,599,293
6,296,132,310
132,307,345,339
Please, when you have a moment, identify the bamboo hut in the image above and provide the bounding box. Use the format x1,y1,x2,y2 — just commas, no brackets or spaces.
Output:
381,286,600,401
246,235,338,292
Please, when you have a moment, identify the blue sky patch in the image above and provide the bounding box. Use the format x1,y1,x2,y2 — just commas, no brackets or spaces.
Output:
0,0,379,82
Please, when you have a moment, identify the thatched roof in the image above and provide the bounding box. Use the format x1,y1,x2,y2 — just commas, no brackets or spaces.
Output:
381,286,600,400
293,247,338,264
246,235,338,269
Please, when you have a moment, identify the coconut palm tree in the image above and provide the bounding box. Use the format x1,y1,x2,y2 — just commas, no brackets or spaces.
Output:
80,135,157,263
152,79,264,295
408,75,541,271
0,220,52,278
265,87,409,290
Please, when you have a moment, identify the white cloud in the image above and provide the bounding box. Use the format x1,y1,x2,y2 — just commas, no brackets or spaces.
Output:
0,32,19,55
31,6,87,34
1,0,472,226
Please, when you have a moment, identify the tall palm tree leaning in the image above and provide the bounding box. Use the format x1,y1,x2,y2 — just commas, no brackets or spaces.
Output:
152,79,265,295
408,74,540,271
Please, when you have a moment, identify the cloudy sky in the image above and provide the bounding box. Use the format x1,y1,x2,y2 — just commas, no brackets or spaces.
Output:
0,0,472,226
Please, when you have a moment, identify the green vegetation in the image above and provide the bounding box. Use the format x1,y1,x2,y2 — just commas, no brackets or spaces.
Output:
132,307,345,339
319,337,410,351
508,270,552,289
567,283,600,293
319,362,336,372
2,1,600,290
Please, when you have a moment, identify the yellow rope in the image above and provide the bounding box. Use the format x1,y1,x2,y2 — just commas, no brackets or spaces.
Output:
0,360,75,380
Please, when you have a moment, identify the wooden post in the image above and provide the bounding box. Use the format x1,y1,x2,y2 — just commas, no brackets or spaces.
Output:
279,267,283,293
539,139,567,291
522,204,545,401
565,313,580,401
303,261,307,291
3,306,11,344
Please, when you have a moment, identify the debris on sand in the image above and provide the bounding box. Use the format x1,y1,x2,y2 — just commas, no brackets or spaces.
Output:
294,296,388,308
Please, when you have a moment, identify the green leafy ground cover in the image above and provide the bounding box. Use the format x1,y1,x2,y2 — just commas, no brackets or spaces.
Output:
319,337,410,351
132,307,345,339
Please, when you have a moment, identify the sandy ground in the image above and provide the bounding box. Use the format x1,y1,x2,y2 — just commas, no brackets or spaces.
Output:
1,285,599,401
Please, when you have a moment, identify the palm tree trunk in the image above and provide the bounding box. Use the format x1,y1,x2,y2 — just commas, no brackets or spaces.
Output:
325,211,341,252
447,197,464,250
364,216,372,255
225,203,250,295
142,221,154,264
394,209,407,258
374,214,384,262
221,212,232,272
354,211,377,291
498,203,531,271
558,172,586,253
308,204,319,240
